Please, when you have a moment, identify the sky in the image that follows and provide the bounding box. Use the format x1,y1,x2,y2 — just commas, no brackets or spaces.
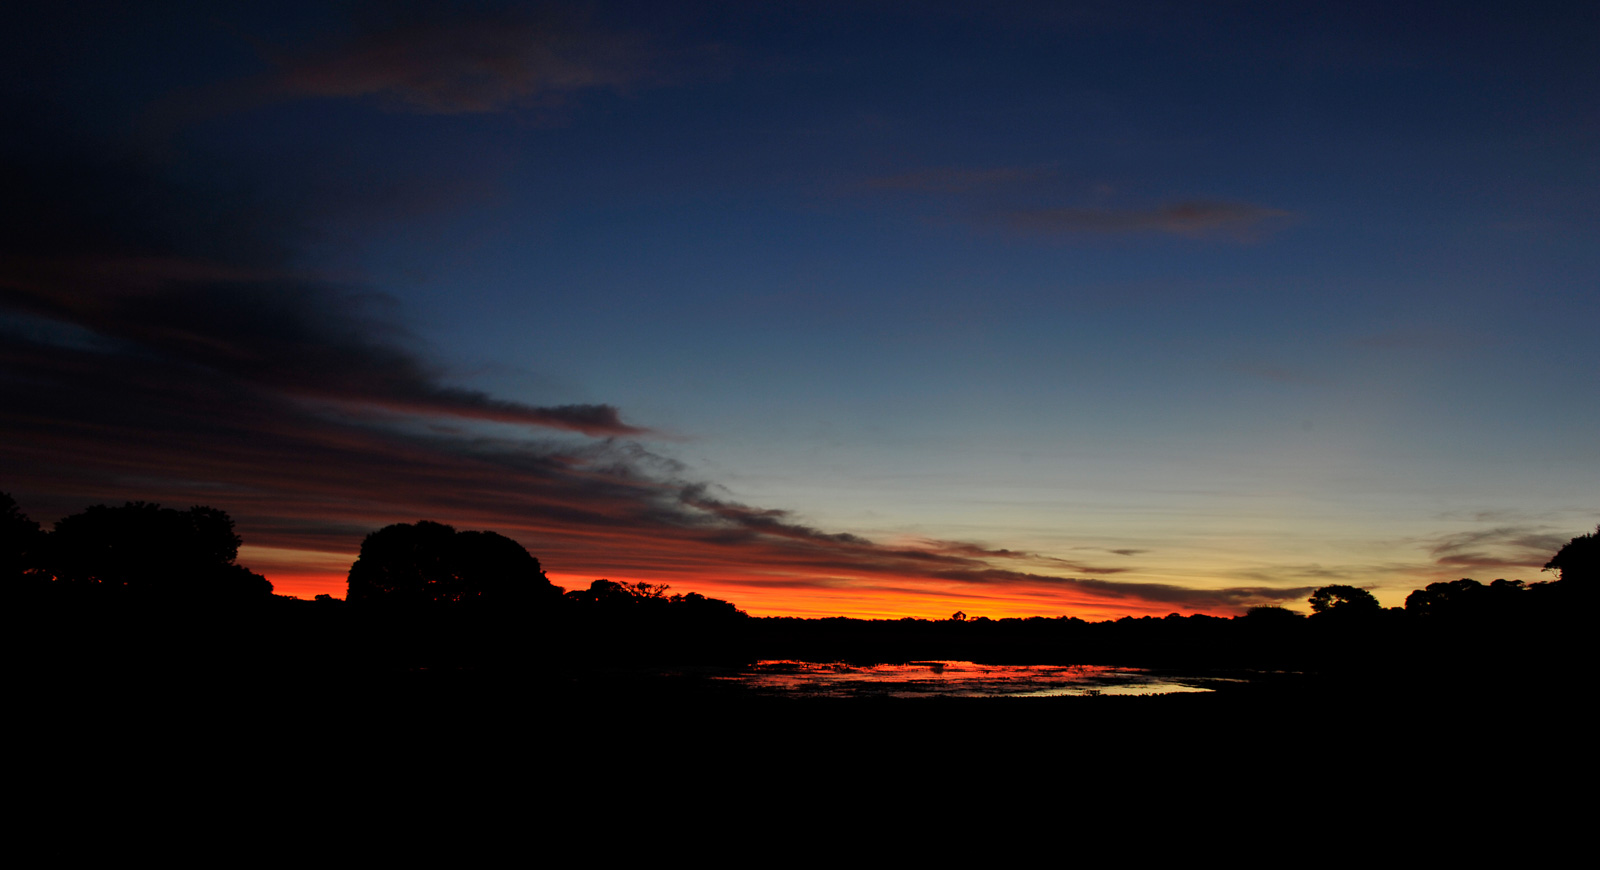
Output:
3,0,1596,619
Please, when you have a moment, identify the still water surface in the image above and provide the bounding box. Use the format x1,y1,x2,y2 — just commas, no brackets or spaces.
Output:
714,660,1222,699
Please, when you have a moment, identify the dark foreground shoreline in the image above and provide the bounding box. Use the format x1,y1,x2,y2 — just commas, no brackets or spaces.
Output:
23,658,1580,750
18,658,1590,850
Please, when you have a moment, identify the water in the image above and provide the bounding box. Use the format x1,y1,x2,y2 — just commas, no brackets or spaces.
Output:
713,660,1223,699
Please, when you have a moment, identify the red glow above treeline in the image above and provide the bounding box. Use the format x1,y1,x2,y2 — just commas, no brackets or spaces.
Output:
234,492,1283,621
3,312,1301,621
262,568,1241,622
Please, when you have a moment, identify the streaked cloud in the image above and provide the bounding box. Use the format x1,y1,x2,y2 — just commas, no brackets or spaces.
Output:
265,8,650,114
0,72,1315,619
858,165,1290,244
863,165,1051,194
1001,200,1293,239
0,317,1313,616
0,122,644,437
1427,526,1571,576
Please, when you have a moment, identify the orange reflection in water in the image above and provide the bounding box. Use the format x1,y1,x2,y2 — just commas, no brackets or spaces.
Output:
719,660,1216,698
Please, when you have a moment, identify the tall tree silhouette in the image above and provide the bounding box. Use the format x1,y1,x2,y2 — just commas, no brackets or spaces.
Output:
2,492,43,586
345,521,562,610
46,502,271,602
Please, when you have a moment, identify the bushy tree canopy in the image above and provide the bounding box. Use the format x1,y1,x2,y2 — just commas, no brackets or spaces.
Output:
1544,525,1598,585
46,501,271,601
1243,605,1304,622
1,492,43,584
345,521,562,609
564,579,747,621
1404,578,1532,618
1308,584,1381,616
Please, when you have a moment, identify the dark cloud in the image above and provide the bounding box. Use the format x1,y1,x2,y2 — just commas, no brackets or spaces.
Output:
0,319,1300,614
0,121,644,438
1001,200,1293,239
0,88,1298,616
1231,560,1427,592
0,298,1295,615
916,540,1126,573
2,264,644,436
1427,526,1570,576
264,6,650,114
1071,546,1149,558
678,485,873,547
863,166,1051,194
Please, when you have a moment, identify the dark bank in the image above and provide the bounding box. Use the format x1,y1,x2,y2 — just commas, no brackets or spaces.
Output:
8,492,1594,708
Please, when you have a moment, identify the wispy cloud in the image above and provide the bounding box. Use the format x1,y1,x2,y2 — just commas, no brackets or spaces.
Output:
1001,200,1293,240
863,166,1051,194
1427,526,1570,576
0,123,644,437
0,321,1309,615
264,8,651,114
857,164,1290,244
0,117,1301,617
894,539,1131,576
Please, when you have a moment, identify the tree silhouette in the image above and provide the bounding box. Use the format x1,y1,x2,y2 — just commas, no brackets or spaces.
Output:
1405,578,1482,618
563,579,747,621
1,492,43,586
45,501,271,602
1544,525,1598,585
1243,605,1303,622
345,521,561,610
1307,585,1381,616
564,579,673,610
669,590,747,622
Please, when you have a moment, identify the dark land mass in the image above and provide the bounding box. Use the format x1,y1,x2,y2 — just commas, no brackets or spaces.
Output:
8,495,1598,813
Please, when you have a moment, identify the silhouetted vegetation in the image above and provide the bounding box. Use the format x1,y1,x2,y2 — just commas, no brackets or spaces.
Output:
7,496,283,678
347,520,563,612
1307,584,1381,616
45,501,273,604
1545,524,1598,586
1,492,42,587
6,490,1595,698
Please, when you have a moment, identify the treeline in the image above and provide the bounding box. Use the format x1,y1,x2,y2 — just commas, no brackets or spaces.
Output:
750,542,1595,675
2,496,753,672
750,580,1594,674
4,492,1595,679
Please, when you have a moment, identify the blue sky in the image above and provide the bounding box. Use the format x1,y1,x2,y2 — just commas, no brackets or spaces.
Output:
3,1,1595,615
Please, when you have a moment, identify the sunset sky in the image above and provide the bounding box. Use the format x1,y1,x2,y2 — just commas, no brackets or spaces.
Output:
3,1,1596,619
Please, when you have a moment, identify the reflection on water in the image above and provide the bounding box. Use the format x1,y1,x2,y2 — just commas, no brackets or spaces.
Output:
717,660,1218,699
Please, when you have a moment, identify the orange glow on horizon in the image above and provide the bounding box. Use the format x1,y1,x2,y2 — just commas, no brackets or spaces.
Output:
266,571,349,600
260,559,1245,621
